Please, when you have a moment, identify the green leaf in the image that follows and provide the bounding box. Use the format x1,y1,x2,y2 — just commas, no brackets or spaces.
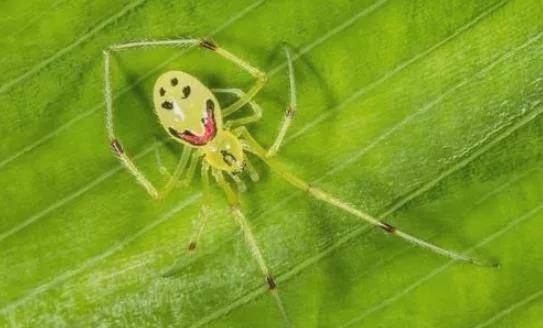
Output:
1,0,542,327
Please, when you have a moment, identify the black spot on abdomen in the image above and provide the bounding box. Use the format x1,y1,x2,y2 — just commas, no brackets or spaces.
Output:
162,101,173,110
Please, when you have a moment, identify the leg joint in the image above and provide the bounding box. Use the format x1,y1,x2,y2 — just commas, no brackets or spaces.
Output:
306,184,326,200
188,241,197,251
111,139,124,155
230,88,245,97
379,221,396,234
254,109,263,120
267,276,277,290
199,39,217,51
285,105,296,118
256,71,268,83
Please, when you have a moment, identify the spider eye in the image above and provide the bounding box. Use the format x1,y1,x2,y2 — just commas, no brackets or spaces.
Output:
182,85,191,98
170,78,178,86
161,101,173,110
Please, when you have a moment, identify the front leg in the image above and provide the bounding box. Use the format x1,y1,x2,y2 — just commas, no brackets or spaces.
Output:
104,37,267,119
230,47,297,158
205,42,268,116
104,48,193,200
213,88,263,127
236,128,494,267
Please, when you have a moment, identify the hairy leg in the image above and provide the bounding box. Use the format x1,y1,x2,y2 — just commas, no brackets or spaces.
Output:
237,127,494,267
213,169,290,325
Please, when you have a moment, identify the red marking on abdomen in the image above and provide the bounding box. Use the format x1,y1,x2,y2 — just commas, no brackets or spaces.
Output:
169,107,217,146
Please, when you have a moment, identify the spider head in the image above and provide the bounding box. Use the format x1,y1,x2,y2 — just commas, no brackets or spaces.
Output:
202,131,245,173
153,71,223,147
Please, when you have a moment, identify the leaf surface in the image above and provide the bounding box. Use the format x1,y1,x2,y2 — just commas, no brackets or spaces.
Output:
0,0,542,327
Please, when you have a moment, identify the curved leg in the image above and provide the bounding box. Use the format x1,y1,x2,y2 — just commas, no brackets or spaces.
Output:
155,146,192,188
219,47,296,157
104,50,193,200
103,37,267,118
267,46,297,157
244,155,260,182
154,147,170,176
228,172,247,192
187,163,212,252
212,169,290,325
212,88,263,127
184,151,202,186
237,127,495,267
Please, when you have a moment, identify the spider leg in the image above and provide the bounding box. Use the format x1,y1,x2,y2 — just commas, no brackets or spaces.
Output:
104,50,193,200
213,169,290,325
154,147,170,176
212,88,263,127
202,41,268,116
154,145,192,190
237,127,495,267
104,37,266,122
184,151,201,186
105,39,199,52
186,163,212,252
244,155,260,182
267,46,297,158
228,172,248,192
224,46,296,156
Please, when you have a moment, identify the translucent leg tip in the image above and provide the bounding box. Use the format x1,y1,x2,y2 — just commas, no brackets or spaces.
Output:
471,258,500,269
489,261,501,269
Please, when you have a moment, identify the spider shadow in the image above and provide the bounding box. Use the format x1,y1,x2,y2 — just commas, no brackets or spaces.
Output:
212,36,341,130
384,177,500,266
266,41,339,109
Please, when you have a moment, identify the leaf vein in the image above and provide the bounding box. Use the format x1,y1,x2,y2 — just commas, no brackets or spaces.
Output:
0,0,147,95
341,201,543,327
471,288,543,328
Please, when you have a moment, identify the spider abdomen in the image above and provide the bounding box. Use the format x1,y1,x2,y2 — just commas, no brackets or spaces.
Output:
153,70,244,173
153,70,224,146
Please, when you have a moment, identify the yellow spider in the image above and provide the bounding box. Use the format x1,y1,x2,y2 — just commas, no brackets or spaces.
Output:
103,38,492,325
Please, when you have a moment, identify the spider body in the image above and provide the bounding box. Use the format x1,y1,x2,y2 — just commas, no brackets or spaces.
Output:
103,38,493,326
153,70,245,173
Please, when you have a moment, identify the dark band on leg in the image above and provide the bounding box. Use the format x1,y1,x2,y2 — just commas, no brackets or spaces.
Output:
187,241,196,251
200,39,217,51
267,276,277,290
380,222,396,234
285,105,296,118
111,139,124,154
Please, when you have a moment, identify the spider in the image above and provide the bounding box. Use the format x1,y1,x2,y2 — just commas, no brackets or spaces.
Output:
103,38,493,324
